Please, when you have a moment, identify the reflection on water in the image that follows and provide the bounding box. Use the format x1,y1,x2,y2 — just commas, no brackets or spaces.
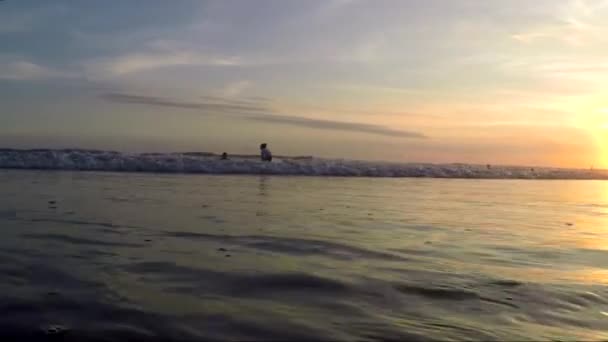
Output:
258,176,269,197
0,170,607,341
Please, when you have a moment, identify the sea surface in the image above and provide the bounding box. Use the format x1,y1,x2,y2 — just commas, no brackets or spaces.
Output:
0,169,607,341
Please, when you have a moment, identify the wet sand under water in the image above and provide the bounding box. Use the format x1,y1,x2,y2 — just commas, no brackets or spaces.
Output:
0,170,607,341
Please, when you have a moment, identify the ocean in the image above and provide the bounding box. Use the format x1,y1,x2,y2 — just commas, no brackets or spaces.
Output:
0,169,607,341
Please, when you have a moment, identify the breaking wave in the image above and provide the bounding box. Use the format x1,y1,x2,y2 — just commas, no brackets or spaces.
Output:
0,148,605,179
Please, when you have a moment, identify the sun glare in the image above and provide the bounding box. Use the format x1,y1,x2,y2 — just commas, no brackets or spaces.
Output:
599,132,608,169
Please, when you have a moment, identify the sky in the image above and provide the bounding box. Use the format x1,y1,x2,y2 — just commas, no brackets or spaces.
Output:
0,0,607,168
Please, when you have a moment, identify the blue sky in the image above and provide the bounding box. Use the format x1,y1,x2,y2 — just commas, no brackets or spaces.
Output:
1,0,607,166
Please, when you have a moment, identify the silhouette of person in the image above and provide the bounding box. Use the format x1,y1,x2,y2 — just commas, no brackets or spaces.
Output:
221,152,229,160
260,143,272,162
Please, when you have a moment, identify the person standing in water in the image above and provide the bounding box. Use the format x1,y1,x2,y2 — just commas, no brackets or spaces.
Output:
260,143,272,162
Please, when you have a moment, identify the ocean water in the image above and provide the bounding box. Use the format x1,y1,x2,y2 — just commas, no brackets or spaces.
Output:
0,169,607,341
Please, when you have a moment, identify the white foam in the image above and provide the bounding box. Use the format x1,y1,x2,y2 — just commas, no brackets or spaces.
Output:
0,149,606,179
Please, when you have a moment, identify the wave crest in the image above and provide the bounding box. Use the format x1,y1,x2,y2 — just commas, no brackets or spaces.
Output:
0,149,605,179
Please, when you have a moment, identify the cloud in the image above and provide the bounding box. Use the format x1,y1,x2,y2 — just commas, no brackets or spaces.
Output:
221,80,251,97
498,56,608,90
85,51,243,79
247,114,427,138
101,92,426,139
0,59,75,81
536,61,608,74
511,0,607,46
101,93,266,114
320,0,359,14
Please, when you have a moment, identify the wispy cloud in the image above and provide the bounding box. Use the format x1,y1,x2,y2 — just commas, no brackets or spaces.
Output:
319,0,359,15
221,80,252,97
247,114,427,138
511,0,607,45
0,59,75,81
85,51,243,79
499,56,608,89
101,92,426,139
101,93,266,114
